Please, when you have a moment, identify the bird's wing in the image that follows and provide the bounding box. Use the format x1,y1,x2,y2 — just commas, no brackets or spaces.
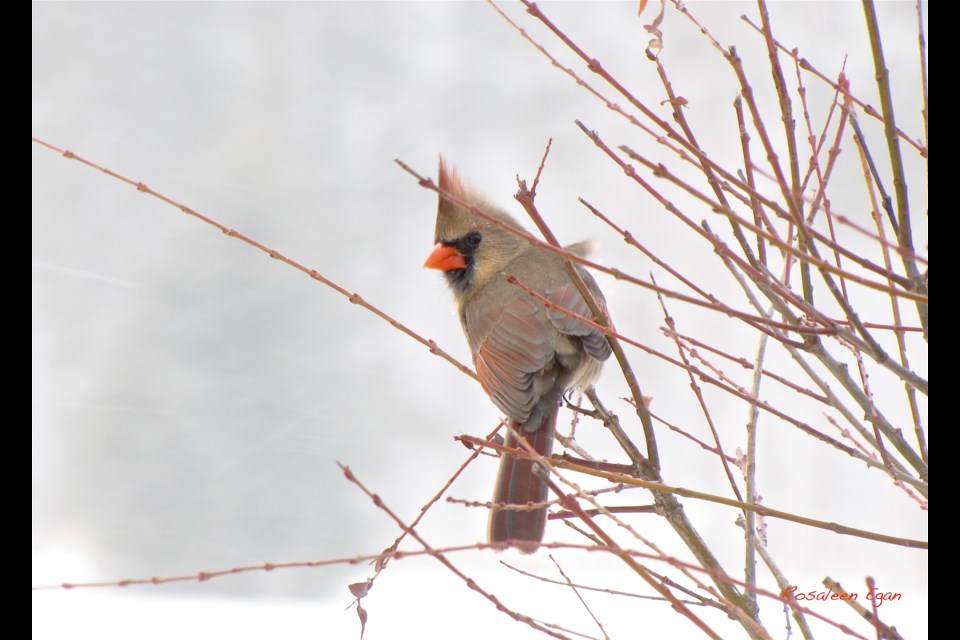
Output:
544,269,612,362
465,269,610,424
465,291,555,423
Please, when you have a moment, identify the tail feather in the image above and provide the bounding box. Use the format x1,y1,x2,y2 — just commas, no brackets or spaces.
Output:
488,405,558,552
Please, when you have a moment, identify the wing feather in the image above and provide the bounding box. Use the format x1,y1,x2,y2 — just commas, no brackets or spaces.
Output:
464,261,611,423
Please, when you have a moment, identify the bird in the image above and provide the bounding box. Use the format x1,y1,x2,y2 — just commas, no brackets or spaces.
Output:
423,157,611,552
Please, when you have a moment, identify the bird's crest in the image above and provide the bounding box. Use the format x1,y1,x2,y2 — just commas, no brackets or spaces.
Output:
434,155,523,243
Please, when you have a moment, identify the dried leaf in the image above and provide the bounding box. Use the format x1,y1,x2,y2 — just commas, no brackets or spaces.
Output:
644,0,666,59
348,580,372,599
356,602,368,639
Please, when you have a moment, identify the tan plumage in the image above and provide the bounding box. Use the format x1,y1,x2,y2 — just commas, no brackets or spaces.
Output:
424,158,611,551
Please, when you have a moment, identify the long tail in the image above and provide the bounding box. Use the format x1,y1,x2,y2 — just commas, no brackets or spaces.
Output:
488,403,559,552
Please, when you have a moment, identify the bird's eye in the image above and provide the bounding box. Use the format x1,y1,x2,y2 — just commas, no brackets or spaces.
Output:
466,232,482,248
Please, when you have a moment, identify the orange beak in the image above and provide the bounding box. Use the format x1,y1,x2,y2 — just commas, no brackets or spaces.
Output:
424,243,467,271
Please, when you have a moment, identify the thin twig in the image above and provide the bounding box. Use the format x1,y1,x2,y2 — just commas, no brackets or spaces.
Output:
553,460,927,549
738,12,926,156
513,169,659,473
861,0,928,338
339,463,573,639
548,555,611,640
652,273,744,503
30,137,479,384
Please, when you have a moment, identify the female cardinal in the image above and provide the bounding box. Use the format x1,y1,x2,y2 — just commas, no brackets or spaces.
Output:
424,158,611,551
